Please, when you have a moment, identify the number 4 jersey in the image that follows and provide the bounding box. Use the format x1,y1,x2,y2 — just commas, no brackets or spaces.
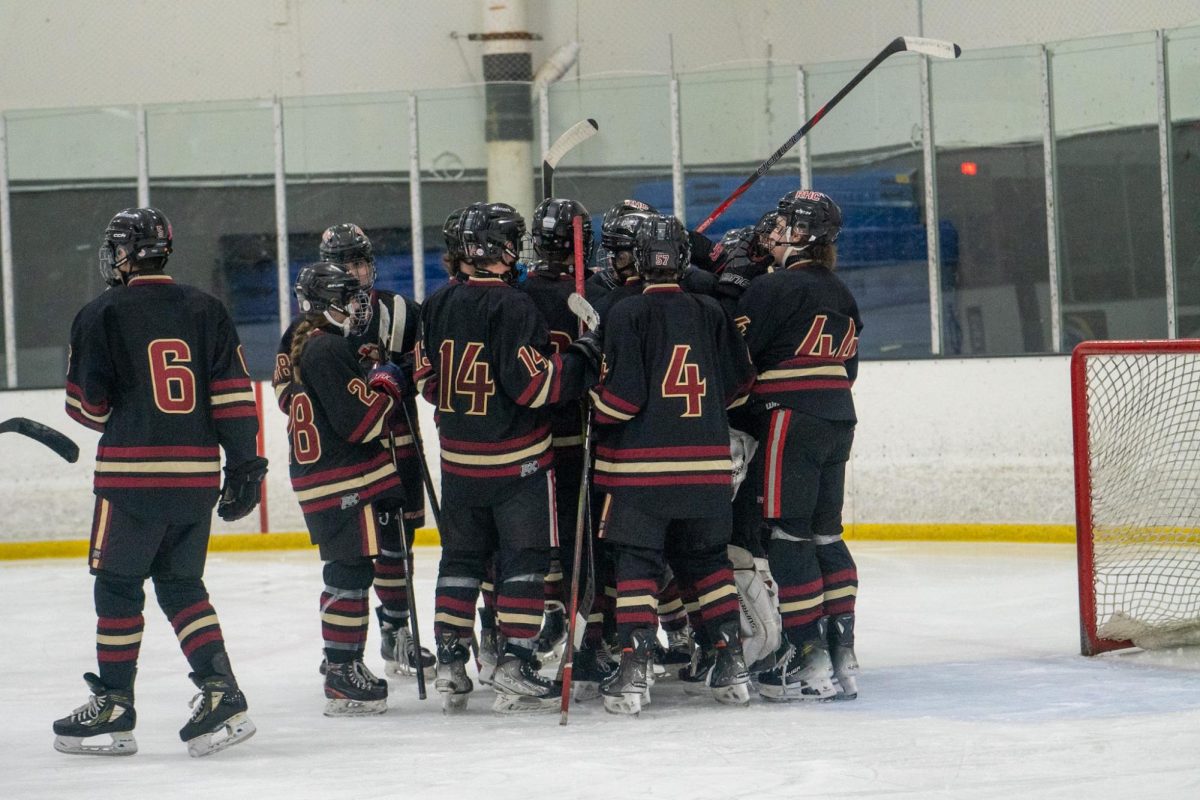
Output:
65,274,260,523
589,284,756,518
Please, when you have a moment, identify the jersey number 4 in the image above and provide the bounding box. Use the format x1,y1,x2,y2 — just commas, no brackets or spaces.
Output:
661,344,706,417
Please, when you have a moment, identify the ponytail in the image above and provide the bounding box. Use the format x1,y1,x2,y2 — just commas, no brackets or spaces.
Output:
289,317,318,385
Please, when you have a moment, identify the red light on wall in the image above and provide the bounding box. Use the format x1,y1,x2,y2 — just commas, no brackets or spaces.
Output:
960,161,978,176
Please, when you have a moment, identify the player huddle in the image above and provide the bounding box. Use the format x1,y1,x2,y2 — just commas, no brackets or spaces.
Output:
53,188,862,755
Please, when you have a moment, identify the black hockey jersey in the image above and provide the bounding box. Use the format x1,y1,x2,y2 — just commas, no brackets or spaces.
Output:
287,329,403,537
585,269,643,321
734,263,862,422
65,274,260,523
415,274,592,504
590,284,755,518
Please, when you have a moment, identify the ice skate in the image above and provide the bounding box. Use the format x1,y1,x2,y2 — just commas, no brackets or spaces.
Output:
707,621,751,707
758,619,837,702
829,613,859,700
533,600,567,663
569,645,618,703
179,660,256,757
490,647,559,714
377,608,436,679
679,647,716,696
654,626,695,677
601,629,654,716
435,632,474,714
477,624,499,687
52,673,137,756
323,658,388,716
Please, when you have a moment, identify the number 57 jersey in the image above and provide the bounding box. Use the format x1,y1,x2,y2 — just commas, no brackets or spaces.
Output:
589,285,756,519
65,275,260,523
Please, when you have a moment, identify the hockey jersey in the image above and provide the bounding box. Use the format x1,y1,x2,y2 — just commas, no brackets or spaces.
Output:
65,274,260,523
415,274,592,504
589,284,755,518
287,328,403,537
734,263,862,422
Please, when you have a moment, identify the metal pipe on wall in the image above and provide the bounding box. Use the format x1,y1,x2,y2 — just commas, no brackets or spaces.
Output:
272,97,290,336
408,93,426,303
920,54,943,355
1156,29,1177,339
1041,45,1063,353
136,105,149,207
0,115,14,387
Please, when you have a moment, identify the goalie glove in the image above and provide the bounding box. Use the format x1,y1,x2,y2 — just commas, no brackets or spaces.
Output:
217,456,269,522
728,544,781,673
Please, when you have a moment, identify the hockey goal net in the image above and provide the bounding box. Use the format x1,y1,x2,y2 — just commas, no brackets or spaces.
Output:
1072,340,1200,655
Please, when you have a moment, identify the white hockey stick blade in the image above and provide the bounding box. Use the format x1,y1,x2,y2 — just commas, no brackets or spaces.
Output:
567,292,600,332
545,119,599,170
901,36,962,59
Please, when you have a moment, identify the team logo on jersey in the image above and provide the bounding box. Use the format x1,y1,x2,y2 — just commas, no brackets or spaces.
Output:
340,492,360,510
519,460,539,478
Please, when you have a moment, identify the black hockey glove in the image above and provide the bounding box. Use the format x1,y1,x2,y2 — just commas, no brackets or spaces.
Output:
716,251,771,299
217,456,269,522
567,329,603,374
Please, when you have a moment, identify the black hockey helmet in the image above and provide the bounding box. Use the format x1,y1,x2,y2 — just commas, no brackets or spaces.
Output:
633,213,691,283
294,261,371,336
531,198,593,264
599,198,658,251
459,202,526,264
776,190,842,246
99,207,173,287
442,206,468,262
319,223,375,287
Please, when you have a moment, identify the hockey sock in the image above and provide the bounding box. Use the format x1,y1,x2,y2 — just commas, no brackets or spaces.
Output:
688,542,741,634
495,546,549,652
768,530,825,646
154,577,228,679
815,538,859,618
612,546,663,648
544,550,564,604
656,576,689,633
433,549,485,641
321,560,373,664
94,572,146,691
373,548,410,626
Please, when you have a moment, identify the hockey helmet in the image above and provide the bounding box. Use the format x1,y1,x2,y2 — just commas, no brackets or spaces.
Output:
294,261,372,336
531,197,593,266
99,207,173,287
442,207,468,263
632,213,691,283
319,223,375,288
776,190,842,246
599,199,657,251
459,202,526,264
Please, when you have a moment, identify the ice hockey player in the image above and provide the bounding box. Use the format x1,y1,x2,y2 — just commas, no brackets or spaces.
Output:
272,223,434,680
586,199,657,318
57,207,265,757
441,206,473,280
735,190,862,701
588,212,757,715
287,261,413,716
522,197,618,690
415,201,601,714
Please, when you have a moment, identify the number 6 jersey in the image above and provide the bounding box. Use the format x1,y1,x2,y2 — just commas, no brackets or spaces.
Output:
65,274,260,523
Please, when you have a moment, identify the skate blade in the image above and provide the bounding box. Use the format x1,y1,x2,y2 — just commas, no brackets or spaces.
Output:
187,713,257,758
832,676,858,700
439,691,470,714
572,681,601,703
757,682,837,703
681,680,710,697
710,682,751,707
54,732,137,756
323,698,387,716
601,692,642,716
491,693,557,715
385,660,438,680
476,667,496,687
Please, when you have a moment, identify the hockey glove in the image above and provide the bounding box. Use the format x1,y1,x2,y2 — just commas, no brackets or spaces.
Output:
217,456,269,522
368,362,411,402
567,329,603,374
716,250,771,298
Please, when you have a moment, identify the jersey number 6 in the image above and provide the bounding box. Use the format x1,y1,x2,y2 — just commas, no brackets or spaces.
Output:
147,338,197,414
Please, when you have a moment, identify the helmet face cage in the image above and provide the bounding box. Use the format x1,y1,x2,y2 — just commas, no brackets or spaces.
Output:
776,190,842,246
633,214,691,282
99,207,173,286
459,203,526,265
319,223,375,289
531,198,593,267
294,261,371,336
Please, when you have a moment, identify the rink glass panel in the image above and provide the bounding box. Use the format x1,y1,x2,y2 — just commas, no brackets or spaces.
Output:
5,107,138,388
1168,26,1200,336
1051,32,1167,345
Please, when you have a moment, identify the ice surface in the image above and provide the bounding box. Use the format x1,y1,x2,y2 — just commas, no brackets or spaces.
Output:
4,542,1200,799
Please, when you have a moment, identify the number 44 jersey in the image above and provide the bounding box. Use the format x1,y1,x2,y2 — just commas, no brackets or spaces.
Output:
66,274,260,523
589,284,756,519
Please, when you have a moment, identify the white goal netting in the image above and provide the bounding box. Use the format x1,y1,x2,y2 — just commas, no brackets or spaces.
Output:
1082,350,1200,650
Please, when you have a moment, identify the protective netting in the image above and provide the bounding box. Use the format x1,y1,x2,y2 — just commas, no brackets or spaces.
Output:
1084,352,1200,649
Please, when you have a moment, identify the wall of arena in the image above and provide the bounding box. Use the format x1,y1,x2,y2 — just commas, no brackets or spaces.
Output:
0,353,1076,555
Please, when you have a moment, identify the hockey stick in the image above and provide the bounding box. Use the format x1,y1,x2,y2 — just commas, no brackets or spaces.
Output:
694,35,962,234
560,217,599,725
542,119,599,200
0,417,79,463
386,425,427,700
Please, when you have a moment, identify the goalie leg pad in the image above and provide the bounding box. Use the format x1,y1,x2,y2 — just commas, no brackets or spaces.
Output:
728,545,782,673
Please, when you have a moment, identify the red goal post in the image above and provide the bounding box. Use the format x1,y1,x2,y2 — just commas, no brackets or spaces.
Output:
1072,339,1200,656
